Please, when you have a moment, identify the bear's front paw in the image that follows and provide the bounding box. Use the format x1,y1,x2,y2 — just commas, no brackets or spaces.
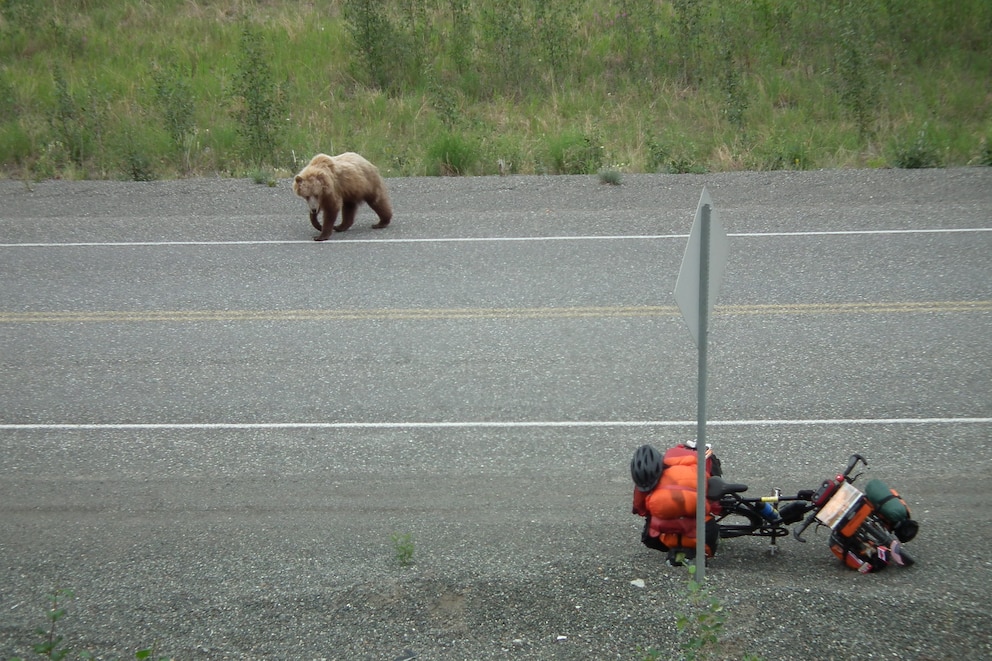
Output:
314,235,330,242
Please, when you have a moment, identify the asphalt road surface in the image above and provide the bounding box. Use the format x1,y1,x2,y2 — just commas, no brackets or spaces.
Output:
1,168,990,660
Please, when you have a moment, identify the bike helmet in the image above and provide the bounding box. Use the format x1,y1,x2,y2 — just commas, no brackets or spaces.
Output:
631,444,663,492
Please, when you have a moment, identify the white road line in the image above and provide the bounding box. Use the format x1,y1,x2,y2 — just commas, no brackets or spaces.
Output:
1,417,989,431
1,227,990,248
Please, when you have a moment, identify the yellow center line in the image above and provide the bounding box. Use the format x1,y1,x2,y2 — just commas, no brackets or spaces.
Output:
0,301,989,324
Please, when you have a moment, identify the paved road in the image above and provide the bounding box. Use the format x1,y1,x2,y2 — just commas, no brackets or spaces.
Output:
1,169,990,660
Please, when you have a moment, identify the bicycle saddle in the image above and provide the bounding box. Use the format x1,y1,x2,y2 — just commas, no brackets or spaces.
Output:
707,476,749,499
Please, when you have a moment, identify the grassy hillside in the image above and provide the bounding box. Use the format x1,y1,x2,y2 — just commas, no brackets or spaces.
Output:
1,0,990,181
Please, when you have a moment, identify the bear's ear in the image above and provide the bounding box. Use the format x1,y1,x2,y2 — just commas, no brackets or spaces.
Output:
294,175,303,184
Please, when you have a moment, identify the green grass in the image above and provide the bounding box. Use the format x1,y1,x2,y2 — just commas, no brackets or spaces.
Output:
0,0,990,180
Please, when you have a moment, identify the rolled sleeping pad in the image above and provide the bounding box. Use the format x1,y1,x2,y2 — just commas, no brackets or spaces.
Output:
864,478,918,542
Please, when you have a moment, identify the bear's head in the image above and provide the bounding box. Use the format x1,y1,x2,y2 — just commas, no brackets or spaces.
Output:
293,169,332,212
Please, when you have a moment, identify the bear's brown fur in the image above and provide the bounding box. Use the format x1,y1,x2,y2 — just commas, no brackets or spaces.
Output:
292,152,393,241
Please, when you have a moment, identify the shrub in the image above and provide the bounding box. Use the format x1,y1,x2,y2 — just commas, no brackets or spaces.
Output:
760,137,810,170
478,2,533,95
50,67,91,167
547,130,603,175
0,121,32,169
533,0,580,84
673,0,704,86
251,167,277,186
598,167,623,185
835,5,878,141
667,155,705,175
979,135,992,166
0,70,17,123
125,148,156,182
891,123,942,169
426,66,461,129
233,24,284,166
342,0,422,92
151,58,196,156
646,137,670,173
427,132,478,175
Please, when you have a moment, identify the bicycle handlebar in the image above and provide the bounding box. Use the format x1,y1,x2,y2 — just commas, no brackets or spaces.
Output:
843,453,868,479
792,454,869,542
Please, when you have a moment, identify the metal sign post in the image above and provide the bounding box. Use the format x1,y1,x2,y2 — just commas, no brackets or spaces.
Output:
674,187,729,583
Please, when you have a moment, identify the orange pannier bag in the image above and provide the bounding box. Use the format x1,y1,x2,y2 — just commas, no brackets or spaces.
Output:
839,502,873,538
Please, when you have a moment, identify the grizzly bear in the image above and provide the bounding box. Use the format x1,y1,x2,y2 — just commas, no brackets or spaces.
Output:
292,152,393,241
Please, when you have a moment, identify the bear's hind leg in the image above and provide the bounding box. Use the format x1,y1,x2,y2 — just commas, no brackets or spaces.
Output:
368,196,392,229
334,201,358,232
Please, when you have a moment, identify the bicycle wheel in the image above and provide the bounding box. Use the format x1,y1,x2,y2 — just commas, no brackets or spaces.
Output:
860,516,898,546
716,504,763,539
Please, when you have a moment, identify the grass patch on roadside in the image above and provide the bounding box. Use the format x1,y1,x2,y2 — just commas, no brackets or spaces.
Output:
0,0,989,180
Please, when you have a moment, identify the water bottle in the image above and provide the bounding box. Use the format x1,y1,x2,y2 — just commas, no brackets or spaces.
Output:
758,502,779,521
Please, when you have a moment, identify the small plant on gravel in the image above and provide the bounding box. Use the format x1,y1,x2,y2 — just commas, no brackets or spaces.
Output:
668,556,765,661
19,587,88,661
674,557,727,660
391,532,416,567
11,588,170,661
251,167,277,186
598,166,623,185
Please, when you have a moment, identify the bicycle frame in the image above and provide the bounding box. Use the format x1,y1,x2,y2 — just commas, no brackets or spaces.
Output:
708,476,815,554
